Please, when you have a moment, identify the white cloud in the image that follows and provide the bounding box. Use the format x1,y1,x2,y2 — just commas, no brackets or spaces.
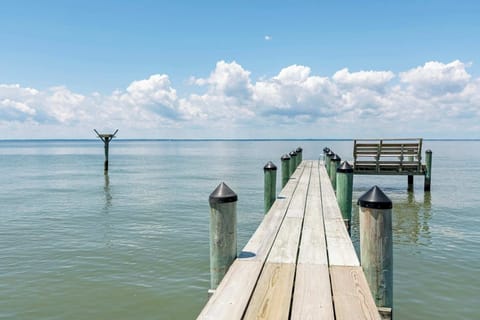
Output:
264,35,272,41
1,60,480,138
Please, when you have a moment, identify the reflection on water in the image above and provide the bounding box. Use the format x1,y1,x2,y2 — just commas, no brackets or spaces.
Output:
393,191,432,246
104,173,112,208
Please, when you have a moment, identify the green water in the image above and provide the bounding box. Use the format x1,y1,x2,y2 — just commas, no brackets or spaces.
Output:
0,140,478,319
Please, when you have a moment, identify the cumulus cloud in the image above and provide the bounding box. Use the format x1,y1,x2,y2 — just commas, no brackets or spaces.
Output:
264,35,272,41
1,60,480,138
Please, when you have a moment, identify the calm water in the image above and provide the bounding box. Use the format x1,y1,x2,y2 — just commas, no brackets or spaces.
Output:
0,140,479,319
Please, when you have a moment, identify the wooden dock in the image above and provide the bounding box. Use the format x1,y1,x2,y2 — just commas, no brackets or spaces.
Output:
198,160,381,320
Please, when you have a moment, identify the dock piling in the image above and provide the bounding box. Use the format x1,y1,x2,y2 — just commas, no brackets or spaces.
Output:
281,154,291,188
323,147,330,163
296,147,303,167
329,154,341,189
209,182,238,291
358,186,393,314
263,161,277,213
424,150,432,191
289,150,297,177
325,150,334,173
336,161,354,234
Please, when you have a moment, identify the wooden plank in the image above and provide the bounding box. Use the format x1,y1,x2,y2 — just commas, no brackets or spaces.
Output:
243,263,296,320
267,217,303,264
286,161,311,218
291,264,334,320
324,218,359,266
197,260,263,320
297,161,328,265
319,164,360,266
330,266,381,320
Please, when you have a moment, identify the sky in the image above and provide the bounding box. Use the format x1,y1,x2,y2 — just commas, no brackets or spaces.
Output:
1,0,479,139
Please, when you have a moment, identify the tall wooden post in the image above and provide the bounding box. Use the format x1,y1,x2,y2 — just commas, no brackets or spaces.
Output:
424,150,432,191
358,186,393,314
94,129,118,173
323,147,330,163
336,161,354,234
209,182,238,292
281,154,291,188
325,150,334,172
296,147,303,167
329,154,341,189
264,161,277,213
289,150,297,176
407,155,414,191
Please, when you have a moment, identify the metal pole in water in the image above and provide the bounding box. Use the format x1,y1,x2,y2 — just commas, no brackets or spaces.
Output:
281,154,291,188
336,161,354,234
358,186,393,312
424,150,432,191
209,182,238,292
329,154,341,189
264,161,277,214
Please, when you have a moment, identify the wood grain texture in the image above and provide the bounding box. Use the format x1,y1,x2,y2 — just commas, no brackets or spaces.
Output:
330,266,381,320
267,217,303,264
286,161,311,218
243,263,296,320
297,162,328,265
291,264,334,320
197,260,263,320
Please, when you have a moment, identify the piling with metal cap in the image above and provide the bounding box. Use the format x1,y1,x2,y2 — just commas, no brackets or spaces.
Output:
264,161,277,213
358,186,393,310
325,150,334,172
336,161,354,233
289,150,297,176
329,154,341,189
209,182,238,291
323,147,330,163
296,147,303,167
281,154,291,188
424,150,432,191
407,155,414,191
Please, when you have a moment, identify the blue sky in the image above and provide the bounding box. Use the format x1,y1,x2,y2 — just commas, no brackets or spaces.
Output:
1,1,479,138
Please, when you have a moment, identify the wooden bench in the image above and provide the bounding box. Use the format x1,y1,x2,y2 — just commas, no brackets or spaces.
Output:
197,161,381,320
353,138,425,175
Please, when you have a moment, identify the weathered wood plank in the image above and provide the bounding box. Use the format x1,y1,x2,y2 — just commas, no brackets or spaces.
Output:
267,217,303,264
241,162,303,262
319,164,360,266
197,260,263,320
330,266,381,320
243,263,296,320
286,161,311,218
297,161,328,265
292,264,334,319
324,218,360,266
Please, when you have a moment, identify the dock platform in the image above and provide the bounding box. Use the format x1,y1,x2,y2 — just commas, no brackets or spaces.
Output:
198,160,381,320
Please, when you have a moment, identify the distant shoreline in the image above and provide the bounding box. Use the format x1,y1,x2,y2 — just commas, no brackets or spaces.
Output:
1,138,479,142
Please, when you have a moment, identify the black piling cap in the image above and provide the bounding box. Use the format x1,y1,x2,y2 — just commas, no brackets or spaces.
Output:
281,154,291,161
426,149,432,153
296,147,303,153
289,150,297,157
209,182,238,205
264,161,277,171
331,154,341,162
326,150,334,157
337,161,353,173
323,147,330,153
358,186,392,209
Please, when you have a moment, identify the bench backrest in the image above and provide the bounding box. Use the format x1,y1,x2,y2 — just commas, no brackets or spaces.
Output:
353,138,423,165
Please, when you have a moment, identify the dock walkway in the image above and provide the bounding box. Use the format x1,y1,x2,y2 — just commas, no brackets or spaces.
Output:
198,160,381,320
